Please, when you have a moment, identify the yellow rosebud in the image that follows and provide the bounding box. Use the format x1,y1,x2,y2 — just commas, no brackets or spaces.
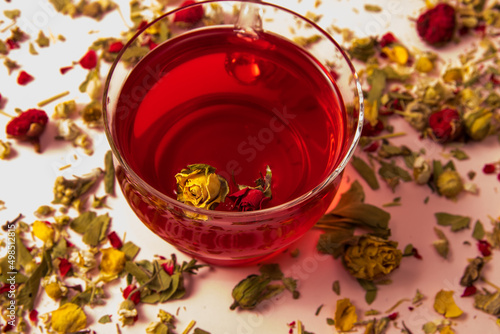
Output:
442,68,463,83
437,170,463,199
175,164,229,210
32,220,55,244
342,235,402,281
50,303,87,333
382,45,409,65
464,109,493,141
100,247,126,278
415,56,434,73
42,275,67,300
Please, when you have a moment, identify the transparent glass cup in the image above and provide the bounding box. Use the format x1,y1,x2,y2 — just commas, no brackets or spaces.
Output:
103,0,364,266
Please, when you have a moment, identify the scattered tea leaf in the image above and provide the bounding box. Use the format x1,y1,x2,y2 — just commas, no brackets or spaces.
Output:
435,212,471,232
351,155,380,190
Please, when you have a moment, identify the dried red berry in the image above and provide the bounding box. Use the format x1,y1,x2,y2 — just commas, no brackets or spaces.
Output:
29,309,39,323
388,312,398,320
107,231,123,249
123,284,141,304
79,49,98,70
477,240,492,257
108,41,124,53
6,108,48,152
173,0,204,24
361,119,384,137
6,38,19,50
363,141,380,153
58,257,72,277
428,108,462,142
379,32,397,47
416,3,456,46
17,70,34,85
461,285,477,297
482,163,496,174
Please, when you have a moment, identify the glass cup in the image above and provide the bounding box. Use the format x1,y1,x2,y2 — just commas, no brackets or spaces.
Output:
103,0,364,266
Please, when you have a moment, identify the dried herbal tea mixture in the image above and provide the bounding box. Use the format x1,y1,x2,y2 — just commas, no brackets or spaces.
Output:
0,0,499,333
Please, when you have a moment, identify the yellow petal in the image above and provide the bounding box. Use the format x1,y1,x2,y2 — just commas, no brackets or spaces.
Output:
415,56,434,73
100,248,126,277
434,290,464,318
335,298,358,332
440,326,455,334
33,220,55,243
51,303,87,333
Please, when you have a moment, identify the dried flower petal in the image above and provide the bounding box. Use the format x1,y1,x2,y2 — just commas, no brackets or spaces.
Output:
477,240,492,257
32,220,55,245
174,0,204,24
434,290,464,318
108,41,124,53
416,3,456,46
58,257,72,277
79,49,98,70
99,247,126,278
335,298,358,332
50,303,87,333
17,70,34,85
108,231,123,249
123,284,141,304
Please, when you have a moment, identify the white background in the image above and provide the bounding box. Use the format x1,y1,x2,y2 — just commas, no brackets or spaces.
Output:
0,0,499,333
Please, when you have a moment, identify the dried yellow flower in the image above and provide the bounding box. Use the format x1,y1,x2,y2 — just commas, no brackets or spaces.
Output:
436,170,463,199
382,45,409,65
342,235,402,280
440,325,456,334
434,290,464,318
175,164,229,210
42,275,67,300
335,298,358,332
100,247,126,278
415,56,434,73
32,220,55,244
50,303,87,333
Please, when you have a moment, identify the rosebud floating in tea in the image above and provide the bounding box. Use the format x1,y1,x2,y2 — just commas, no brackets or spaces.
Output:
175,164,229,210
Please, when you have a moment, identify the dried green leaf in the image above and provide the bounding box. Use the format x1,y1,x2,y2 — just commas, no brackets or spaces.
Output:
450,148,469,160
104,150,115,195
15,233,33,268
193,328,211,334
98,315,112,324
70,211,97,234
377,144,411,159
351,155,380,190
357,278,377,304
459,257,484,287
4,9,21,20
124,261,151,284
82,213,111,247
332,280,341,295
474,291,500,316
29,43,38,55
433,227,449,259
51,238,68,259
17,251,51,311
121,241,140,261
259,263,284,280
35,30,50,47
316,229,355,258
435,212,471,232
378,159,412,192
472,220,485,240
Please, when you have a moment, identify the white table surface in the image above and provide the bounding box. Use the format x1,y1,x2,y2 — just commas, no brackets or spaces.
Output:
0,0,499,333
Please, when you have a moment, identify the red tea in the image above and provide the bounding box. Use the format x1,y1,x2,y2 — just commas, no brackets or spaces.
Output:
113,27,347,208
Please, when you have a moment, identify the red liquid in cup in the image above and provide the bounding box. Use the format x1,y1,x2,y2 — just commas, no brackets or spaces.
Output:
112,27,348,264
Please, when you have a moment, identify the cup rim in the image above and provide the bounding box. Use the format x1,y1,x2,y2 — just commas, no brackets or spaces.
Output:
102,0,364,218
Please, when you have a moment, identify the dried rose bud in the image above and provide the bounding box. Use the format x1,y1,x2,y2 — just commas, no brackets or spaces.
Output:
437,170,463,199
228,188,270,212
17,70,34,85
416,3,456,46
123,284,141,304
174,0,204,24
175,164,229,210
6,108,48,152
361,119,384,137
378,32,397,47
230,274,274,310
342,235,402,281
482,163,496,174
428,108,462,143
108,41,124,53
464,110,493,141
79,49,98,70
